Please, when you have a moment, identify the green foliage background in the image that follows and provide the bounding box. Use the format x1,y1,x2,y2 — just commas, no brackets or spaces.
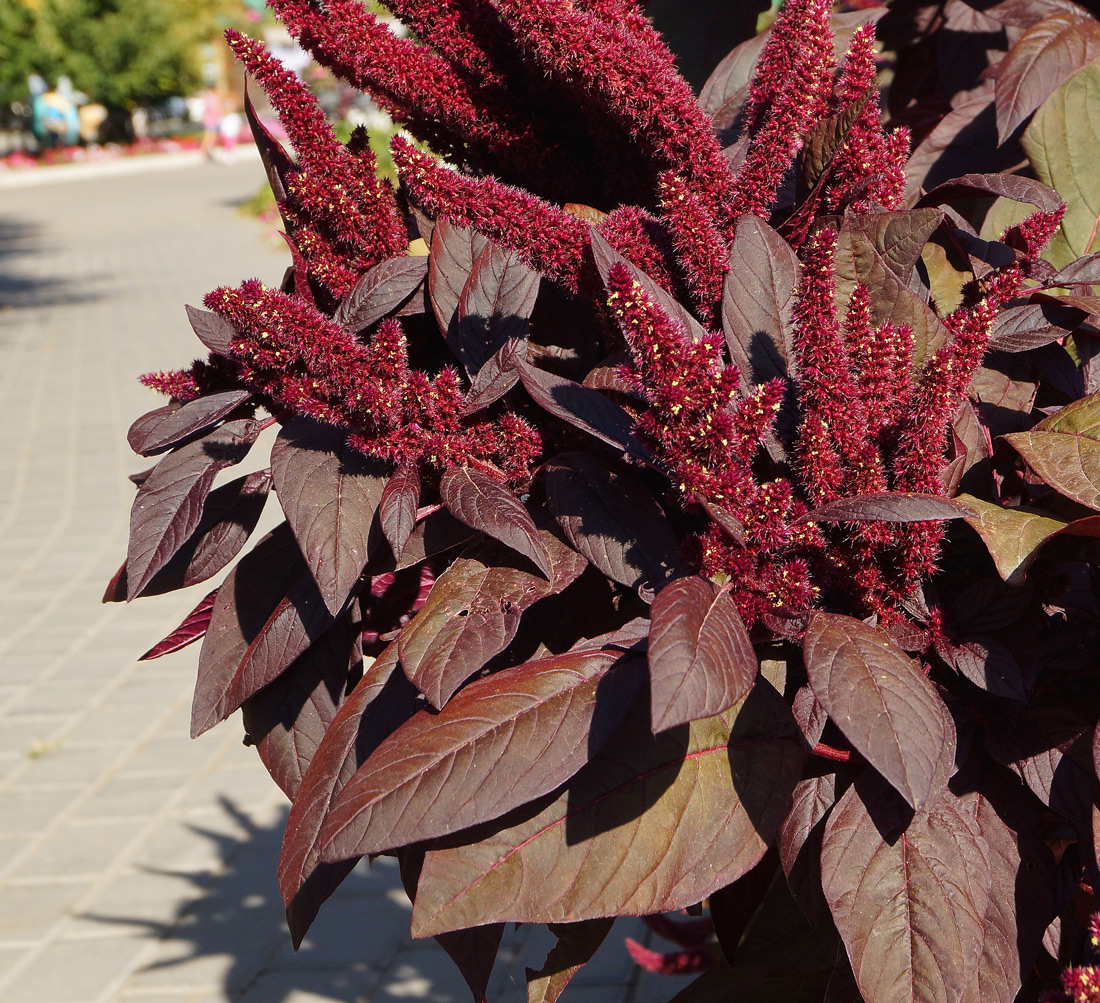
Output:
0,0,228,110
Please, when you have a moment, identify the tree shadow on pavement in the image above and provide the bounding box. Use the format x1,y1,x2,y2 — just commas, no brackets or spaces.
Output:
81,795,471,1003
0,217,101,312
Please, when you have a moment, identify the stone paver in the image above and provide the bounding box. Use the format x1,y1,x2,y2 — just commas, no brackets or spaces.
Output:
0,157,684,1002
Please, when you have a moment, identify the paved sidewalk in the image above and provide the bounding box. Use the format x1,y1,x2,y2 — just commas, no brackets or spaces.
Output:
0,158,688,1003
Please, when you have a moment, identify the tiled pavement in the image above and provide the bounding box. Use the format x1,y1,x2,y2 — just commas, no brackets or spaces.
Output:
0,157,692,1003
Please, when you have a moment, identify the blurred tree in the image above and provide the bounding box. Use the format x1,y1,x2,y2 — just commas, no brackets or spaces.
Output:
0,0,228,112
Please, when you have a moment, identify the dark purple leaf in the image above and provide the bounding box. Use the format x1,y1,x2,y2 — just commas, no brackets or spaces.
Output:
698,31,766,130
278,642,420,945
270,418,388,615
191,524,312,736
950,637,1029,701
696,496,747,545
439,465,551,577
244,86,294,206
1050,251,1100,285
126,419,259,600
821,777,992,1003
988,302,1086,352
648,577,757,732
334,255,429,332
411,679,802,936
991,10,1100,143
978,0,1092,29
241,610,360,799
394,508,478,572
397,531,587,708
429,220,489,335
449,242,540,375
957,769,1058,1003
136,469,272,597
544,453,682,591
779,770,838,924
127,390,251,456
317,646,644,861
916,173,1064,215
526,920,615,1003
792,684,828,748
800,93,872,196
804,613,956,810
461,337,525,416
794,492,976,525
379,463,419,561
517,360,649,461
139,589,218,660
185,304,237,356
722,216,798,386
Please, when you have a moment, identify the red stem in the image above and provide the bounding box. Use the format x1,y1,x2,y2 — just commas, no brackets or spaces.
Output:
811,742,852,763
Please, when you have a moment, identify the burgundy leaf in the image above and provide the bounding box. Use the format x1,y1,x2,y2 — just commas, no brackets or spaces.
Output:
317,646,644,862
397,531,587,709
794,492,976,525
278,642,420,945
138,589,218,660
411,680,801,936
517,360,649,461
526,919,615,1003
334,255,429,332
722,215,798,385
136,469,272,597
950,637,1029,702
394,507,478,572
270,418,388,615
544,452,682,592
778,770,838,923
1049,250,1100,285
449,241,540,375
695,496,747,546
957,769,1058,1003
461,337,525,416
185,304,237,356
698,30,767,129
916,173,1064,215
127,390,251,456
439,465,551,577
791,684,828,749
191,524,312,736
648,577,757,732
241,610,360,799
804,613,956,810
429,220,488,332
244,85,294,206
379,463,420,561
126,419,259,600
820,776,992,1003
988,302,1086,352
992,10,1100,143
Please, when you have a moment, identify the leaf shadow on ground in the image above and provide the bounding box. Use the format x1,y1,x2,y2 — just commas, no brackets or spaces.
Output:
79,795,466,1002
0,217,102,312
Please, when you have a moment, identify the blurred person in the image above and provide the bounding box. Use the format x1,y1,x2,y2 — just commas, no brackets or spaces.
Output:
200,86,222,160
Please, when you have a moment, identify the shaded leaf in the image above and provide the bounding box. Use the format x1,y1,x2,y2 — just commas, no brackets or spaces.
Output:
462,337,526,416
278,643,420,945
722,216,798,386
988,301,1086,352
428,220,490,340
411,679,802,936
126,419,258,600
526,920,615,1003
949,637,1029,701
127,390,251,457
992,10,1100,142
544,452,682,591
820,776,992,1003
450,242,540,375
440,465,551,577
317,646,644,861
270,418,388,615
379,463,419,561
959,494,1073,583
517,360,648,460
139,589,218,661
394,507,478,572
334,255,428,332
185,304,237,356
648,576,757,732
397,530,587,708
804,613,955,810
241,611,360,799
795,492,975,525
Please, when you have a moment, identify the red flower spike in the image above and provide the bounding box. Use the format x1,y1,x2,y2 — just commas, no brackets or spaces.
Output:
597,205,679,291
834,25,877,105
658,171,729,320
139,369,200,401
1062,966,1100,1003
